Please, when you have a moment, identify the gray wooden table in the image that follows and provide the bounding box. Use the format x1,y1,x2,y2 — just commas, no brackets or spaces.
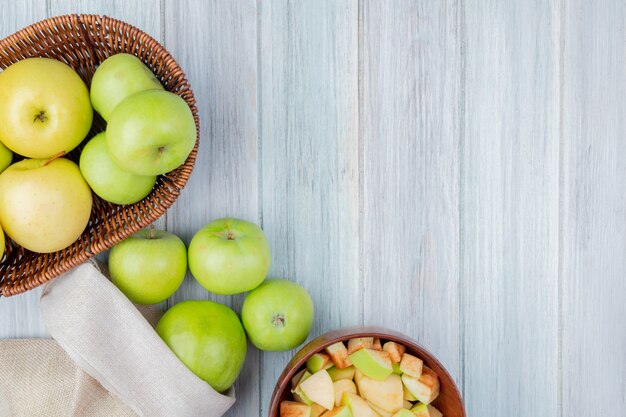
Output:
1,1,625,416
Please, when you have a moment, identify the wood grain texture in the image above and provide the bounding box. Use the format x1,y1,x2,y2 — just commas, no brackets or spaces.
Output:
361,0,462,383
258,0,359,415
462,1,560,416
0,0,48,339
561,1,626,415
163,1,260,416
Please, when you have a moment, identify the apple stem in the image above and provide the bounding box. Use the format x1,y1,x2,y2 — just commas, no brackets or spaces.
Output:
43,151,66,166
272,313,285,328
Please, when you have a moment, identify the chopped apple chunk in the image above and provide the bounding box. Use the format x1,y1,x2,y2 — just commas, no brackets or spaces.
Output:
399,353,423,378
410,402,443,417
333,379,357,407
401,367,440,405
327,366,355,382
355,371,403,413
310,403,326,417
321,405,353,417
391,409,416,417
280,401,311,417
372,338,383,351
382,341,406,363
326,342,352,369
300,369,335,410
307,353,333,373
342,392,379,417
349,348,393,380
347,337,374,354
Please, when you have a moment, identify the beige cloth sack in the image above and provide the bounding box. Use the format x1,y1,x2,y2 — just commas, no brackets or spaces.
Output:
0,261,236,417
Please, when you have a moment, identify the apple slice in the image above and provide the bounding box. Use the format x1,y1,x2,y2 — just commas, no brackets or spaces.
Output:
333,379,357,407
291,369,309,389
311,403,326,417
342,392,379,417
391,409,416,417
321,406,353,417
403,384,417,401
292,371,313,405
368,401,393,417
349,348,393,380
328,366,356,381
392,362,402,375
402,400,412,409
410,403,443,417
401,367,440,405
372,338,383,351
347,337,374,354
355,372,403,413
382,342,406,363
399,353,423,378
280,401,311,417
300,369,335,410
307,353,333,373
326,342,353,369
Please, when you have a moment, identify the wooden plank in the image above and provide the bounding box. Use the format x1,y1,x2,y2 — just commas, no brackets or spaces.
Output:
164,1,260,416
361,0,462,383
462,1,560,415
0,0,48,339
258,0,359,415
561,1,626,415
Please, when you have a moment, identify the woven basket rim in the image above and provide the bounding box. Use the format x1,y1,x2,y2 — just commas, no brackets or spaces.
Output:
0,14,199,297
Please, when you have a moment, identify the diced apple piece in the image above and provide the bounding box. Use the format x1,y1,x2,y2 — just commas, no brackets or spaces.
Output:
399,353,423,378
368,401,393,417
403,384,417,401
326,342,352,369
300,369,335,410
311,403,326,417
291,369,309,389
334,379,357,407
307,353,333,373
292,371,313,405
321,405,354,417
391,409,416,417
347,337,374,354
402,400,412,409
401,367,440,405
382,342,406,363
342,392,379,417
280,401,311,417
349,348,393,380
410,403,442,417
372,338,383,351
392,362,402,375
355,372,403,413
328,366,356,382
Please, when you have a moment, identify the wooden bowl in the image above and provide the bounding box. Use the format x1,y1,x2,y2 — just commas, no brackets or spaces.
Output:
268,326,465,417
0,15,198,296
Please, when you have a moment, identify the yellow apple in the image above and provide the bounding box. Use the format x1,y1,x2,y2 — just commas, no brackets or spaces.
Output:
0,157,92,253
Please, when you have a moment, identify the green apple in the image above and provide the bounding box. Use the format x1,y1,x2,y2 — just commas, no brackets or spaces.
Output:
321,406,353,417
307,353,332,373
325,342,352,369
108,228,187,304
410,403,443,417
0,157,92,253
348,348,393,380
333,379,357,407
156,300,247,392
327,366,355,382
354,371,403,413
341,392,378,417
299,369,334,410
188,218,271,295
90,53,163,121
0,58,92,158
80,132,156,205
106,89,196,176
401,367,440,405
392,409,416,417
0,142,13,174
280,401,311,417
241,278,314,351
399,353,423,378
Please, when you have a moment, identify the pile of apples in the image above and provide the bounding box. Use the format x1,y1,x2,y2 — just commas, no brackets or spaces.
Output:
282,338,443,417
107,217,315,393
0,54,196,256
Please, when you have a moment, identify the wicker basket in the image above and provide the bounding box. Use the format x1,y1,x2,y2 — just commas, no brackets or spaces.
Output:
0,15,198,297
